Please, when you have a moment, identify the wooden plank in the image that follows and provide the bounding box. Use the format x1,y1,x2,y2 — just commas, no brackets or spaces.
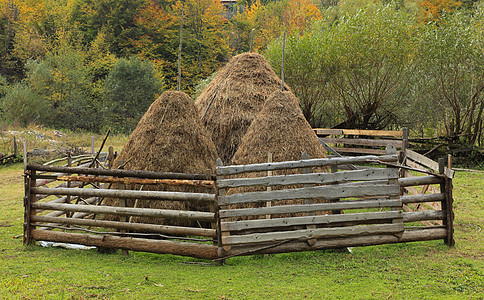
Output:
221,211,402,232
31,202,215,221
333,148,387,155
31,230,218,260
216,155,399,176
406,150,439,172
401,193,445,204
405,159,432,173
403,211,444,223
219,198,402,218
320,137,402,148
314,129,403,137
219,184,400,205
217,168,399,189
31,187,215,203
224,228,446,256
398,176,443,187
31,215,216,237
27,164,215,180
222,223,404,245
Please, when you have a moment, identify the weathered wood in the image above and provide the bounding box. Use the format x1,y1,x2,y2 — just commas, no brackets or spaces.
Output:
31,215,216,237
222,223,404,245
57,175,215,188
403,210,444,223
216,155,398,176
314,129,403,137
31,230,218,260
225,228,446,256
333,147,387,155
406,150,439,172
221,211,402,232
398,176,442,187
31,202,215,221
401,193,445,204
217,168,399,189
219,184,400,205
31,187,215,203
301,152,316,246
216,158,230,255
220,198,402,218
27,164,215,180
320,137,402,148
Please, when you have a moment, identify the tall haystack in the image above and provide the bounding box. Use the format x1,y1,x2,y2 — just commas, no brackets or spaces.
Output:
228,90,329,218
195,52,290,164
232,90,328,166
103,91,218,225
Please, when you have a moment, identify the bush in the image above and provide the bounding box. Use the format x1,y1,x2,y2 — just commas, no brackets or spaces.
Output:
102,57,163,133
0,83,47,126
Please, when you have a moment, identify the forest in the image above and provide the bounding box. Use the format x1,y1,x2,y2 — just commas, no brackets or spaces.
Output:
0,0,483,153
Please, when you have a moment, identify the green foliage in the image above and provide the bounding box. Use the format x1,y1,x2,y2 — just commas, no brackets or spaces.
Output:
415,7,484,145
25,46,99,132
0,82,48,126
102,56,163,133
266,4,417,129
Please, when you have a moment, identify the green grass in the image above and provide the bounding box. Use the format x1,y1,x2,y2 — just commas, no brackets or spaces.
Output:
1,164,483,299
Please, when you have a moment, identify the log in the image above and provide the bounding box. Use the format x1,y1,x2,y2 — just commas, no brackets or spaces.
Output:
333,148,387,155
216,154,398,176
398,176,442,187
222,223,404,245
223,228,446,256
31,202,215,221
403,211,444,223
401,193,445,204
219,184,400,205
56,176,215,189
31,215,216,237
31,187,215,203
216,168,398,189
31,230,218,260
27,164,215,180
221,211,402,232
219,198,402,218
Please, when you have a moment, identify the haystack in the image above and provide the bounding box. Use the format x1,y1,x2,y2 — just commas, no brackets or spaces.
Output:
195,52,290,164
228,90,329,218
103,91,218,226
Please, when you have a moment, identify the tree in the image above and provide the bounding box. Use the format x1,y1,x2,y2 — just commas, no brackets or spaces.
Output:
266,4,418,129
415,7,484,146
102,57,163,133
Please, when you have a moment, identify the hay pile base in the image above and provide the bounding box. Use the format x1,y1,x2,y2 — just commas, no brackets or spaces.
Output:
228,90,330,219
195,52,290,164
103,91,218,226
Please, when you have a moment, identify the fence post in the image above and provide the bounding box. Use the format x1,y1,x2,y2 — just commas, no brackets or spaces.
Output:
23,168,36,245
301,152,316,246
216,158,228,260
439,158,454,246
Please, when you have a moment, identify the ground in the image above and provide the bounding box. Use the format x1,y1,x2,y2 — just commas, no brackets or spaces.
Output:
0,161,482,299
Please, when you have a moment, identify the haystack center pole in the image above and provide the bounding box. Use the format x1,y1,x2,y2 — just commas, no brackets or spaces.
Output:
250,28,255,53
281,28,286,92
177,7,185,91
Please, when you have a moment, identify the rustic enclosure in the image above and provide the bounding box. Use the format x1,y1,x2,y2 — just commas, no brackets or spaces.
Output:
23,129,455,261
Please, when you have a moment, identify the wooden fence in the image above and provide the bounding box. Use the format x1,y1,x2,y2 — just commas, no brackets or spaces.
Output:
23,163,219,260
23,131,454,260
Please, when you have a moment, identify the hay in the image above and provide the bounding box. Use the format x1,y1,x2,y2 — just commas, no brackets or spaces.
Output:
228,90,329,219
195,52,290,164
103,91,218,226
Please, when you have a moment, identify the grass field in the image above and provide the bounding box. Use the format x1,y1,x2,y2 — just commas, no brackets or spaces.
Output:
1,162,483,299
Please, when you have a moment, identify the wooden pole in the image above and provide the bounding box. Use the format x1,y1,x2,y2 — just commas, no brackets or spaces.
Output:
23,141,27,173
91,136,95,155
281,28,286,92
31,230,218,260
216,158,229,259
249,28,255,53
13,136,18,158
177,7,185,91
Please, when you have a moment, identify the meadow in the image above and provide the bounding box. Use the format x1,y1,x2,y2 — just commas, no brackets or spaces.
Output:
0,159,482,299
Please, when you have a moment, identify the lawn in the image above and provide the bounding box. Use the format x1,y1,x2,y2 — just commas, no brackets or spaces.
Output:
0,162,482,299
